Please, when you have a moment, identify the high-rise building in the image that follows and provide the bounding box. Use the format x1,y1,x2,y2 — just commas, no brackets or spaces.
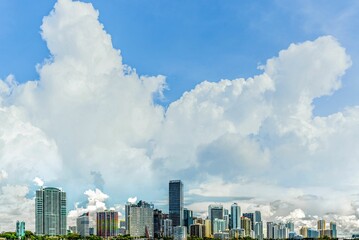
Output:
77,212,89,237
125,200,154,238
254,211,261,223
69,226,77,233
318,219,326,230
330,222,337,238
285,222,294,232
173,226,187,240
243,213,254,231
267,222,274,239
254,221,263,240
163,219,173,237
169,180,184,227
223,209,229,230
241,217,251,237
190,224,206,238
208,204,223,234
300,226,308,238
35,187,67,236
278,223,289,239
96,210,118,237
204,219,211,238
16,221,25,239
183,208,193,232
307,228,320,238
154,209,164,238
213,218,226,234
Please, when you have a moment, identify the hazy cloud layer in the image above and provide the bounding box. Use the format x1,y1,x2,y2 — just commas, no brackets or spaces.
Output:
0,0,359,237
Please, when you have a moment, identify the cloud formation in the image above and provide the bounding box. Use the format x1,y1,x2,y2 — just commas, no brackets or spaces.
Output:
0,0,358,237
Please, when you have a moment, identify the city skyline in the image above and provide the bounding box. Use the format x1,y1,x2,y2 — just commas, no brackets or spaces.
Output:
1,0,359,238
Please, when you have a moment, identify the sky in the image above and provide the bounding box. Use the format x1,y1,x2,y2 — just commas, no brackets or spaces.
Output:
1,0,359,237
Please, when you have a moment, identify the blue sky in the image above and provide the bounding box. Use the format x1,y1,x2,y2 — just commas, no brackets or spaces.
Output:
1,1,358,114
1,0,359,235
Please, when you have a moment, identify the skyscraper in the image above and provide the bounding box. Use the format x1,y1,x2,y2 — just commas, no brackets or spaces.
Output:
169,180,184,227
96,210,118,237
76,212,89,237
125,200,154,238
254,211,261,223
153,209,164,238
16,221,25,239
35,187,66,236
243,213,254,231
163,219,173,237
231,203,241,229
330,222,337,238
183,208,193,232
208,204,224,234
241,217,251,237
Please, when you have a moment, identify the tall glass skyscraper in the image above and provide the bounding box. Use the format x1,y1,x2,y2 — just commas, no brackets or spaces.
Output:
231,203,241,229
208,204,224,234
169,180,183,227
35,187,66,236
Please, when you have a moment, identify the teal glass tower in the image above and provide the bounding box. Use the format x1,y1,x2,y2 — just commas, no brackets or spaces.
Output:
35,187,66,236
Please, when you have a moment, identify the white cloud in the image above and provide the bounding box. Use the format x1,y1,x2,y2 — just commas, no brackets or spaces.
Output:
0,185,34,232
0,170,8,181
67,188,109,228
33,177,44,187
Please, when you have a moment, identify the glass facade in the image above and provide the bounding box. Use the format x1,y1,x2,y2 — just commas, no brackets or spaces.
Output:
35,187,66,236
169,180,183,227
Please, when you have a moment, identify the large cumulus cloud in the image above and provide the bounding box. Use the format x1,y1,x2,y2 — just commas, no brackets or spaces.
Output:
0,0,359,237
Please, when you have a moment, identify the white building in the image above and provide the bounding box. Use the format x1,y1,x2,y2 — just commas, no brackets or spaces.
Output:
173,226,187,240
125,200,154,238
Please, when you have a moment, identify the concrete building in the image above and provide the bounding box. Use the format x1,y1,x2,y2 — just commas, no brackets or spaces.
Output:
208,204,224,234
97,210,118,237
76,212,89,237
254,221,263,240
125,200,154,238
163,219,173,237
213,218,226,234
243,213,254,232
173,226,187,240
267,222,274,239
241,217,251,237
204,219,211,238
35,187,66,236
190,224,205,238
300,226,308,238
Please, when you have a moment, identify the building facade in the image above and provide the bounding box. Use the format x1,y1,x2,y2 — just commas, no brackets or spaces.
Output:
208,204,224,234
163,219,173,237
169,180,184,227
35,187,66,236
125,200,154,238
76,212,89,237
96,210,118,237
16,221,25,239
173,226,187,240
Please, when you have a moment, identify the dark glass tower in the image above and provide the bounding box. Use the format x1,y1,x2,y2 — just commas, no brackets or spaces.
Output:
169,180,183,227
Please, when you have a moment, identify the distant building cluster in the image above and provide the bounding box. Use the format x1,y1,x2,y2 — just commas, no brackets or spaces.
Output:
10,181,341,239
